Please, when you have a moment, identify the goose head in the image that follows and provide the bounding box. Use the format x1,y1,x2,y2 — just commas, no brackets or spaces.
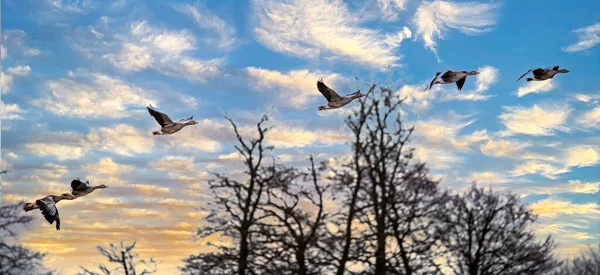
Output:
152,131,162,135
468,71,480,75
185,120,199,125
558,69,570,73
353,91,366,99
23,203,35,212
318,105,329,111
98,184,108,189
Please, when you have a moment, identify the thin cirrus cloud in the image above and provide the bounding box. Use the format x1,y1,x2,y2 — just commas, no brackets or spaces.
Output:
250,0,412,69
245,67,343,108
32,72,158,119
171,1,237,51
498,104,572,136
72,18,222,82
516,80,555,97
562,22,600,53
412,0,500,61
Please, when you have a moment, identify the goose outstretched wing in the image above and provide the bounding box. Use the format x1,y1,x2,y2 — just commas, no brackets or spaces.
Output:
429,70,449,89
317,79,342,102
517,69,535,82
147,105,174,127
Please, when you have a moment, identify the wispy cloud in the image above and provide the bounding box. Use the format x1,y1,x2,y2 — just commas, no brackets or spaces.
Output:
516,80,555,97
72,19,222,82
498,104,572,136
172,1,237,50
245,67,343,108
529,198,600,219
251,0,411,69
32,72,157,119
2,29,41,58
563,22,600,53
412,0,500,61
577,106,600,128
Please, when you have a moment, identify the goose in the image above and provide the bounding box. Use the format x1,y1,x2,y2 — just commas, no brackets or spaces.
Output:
517,66,570,82
429,70,480,91
147,104,198,135
316,78,365,111
23,193,76,231
70,178,108,198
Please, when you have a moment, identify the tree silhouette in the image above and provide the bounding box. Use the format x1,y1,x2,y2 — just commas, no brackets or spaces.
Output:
0,202,53,275
78,241,157,275
255,157,330,275
329,84,446,274
553,244,600,275
181,115,275,275
436,185,560,275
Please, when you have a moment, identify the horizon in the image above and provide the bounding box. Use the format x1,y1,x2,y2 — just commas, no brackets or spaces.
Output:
1,0,599,274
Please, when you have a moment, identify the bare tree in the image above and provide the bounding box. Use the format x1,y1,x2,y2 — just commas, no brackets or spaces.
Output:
437,184,560,275
78,241,157,275
0,202,52,275
182,115,275,275
325,84,446,275
553,244,600,275
255,157,330,275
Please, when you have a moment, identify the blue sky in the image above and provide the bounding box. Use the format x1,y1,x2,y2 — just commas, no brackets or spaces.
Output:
1,0,599,274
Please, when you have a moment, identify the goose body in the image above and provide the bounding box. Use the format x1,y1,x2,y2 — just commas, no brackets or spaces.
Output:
517,66,570,82
316,79,365,110
71,178,108,197
26,193,76,231
147,105,198,135
429,70,480,91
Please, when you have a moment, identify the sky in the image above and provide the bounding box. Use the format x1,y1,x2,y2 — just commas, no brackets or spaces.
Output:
1,0,599,274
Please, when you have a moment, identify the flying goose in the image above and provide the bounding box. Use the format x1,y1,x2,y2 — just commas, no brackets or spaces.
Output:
429,70,480,91
517,66,570,82
147,105,198,135
71,178,108,198
316,79,365,111
23,193,76,231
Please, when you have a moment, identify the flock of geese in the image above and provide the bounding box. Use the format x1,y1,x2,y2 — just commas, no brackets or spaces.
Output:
17,65,569,231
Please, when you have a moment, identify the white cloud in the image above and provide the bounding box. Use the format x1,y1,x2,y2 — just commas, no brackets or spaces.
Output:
498,104,571,136
150,156,195,173
1,46,6,60
83,158,133,177
172,2,237,50
511,161,569,179
524,180,600,195
412,0,500,60
245,67,344,108
463,171,510,184
251,0,411,69
376,0,407,21
74,19,222,82
413,113,488,152
25,124,155,160
396,84,437,110
32,72,157,118
6,65,31,76
413,146,460,170
1,65,32,94
480,139,529,158
2,30,41,58
563,22,600,53
529,198,600,219
574,93,600,104
1,72,14,94
577,106,600,128
516,80,555,97
564,145,600,168
0,100,25,120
